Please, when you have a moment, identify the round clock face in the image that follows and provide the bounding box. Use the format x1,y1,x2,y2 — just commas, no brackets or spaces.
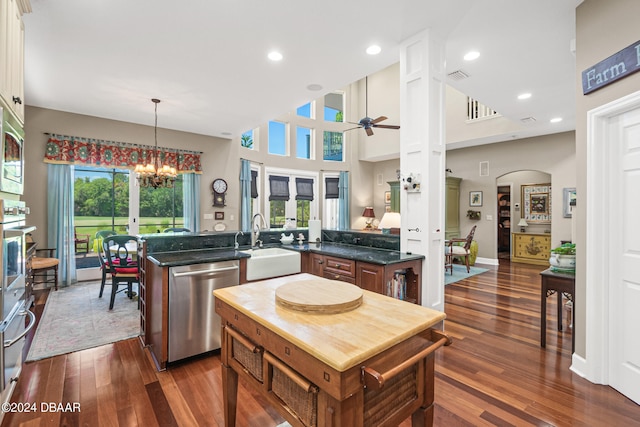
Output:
212,179,227,193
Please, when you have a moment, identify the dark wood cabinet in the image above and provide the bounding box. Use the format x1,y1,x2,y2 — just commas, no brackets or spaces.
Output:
303,252,422,304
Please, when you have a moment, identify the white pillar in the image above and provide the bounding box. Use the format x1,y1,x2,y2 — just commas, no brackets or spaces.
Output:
399,30,446,311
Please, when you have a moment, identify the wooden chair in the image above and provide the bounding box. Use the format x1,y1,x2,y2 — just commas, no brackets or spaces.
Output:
31,248,59,291
102,235,139,310
95,230,117,296
446,225,477,273
74,227,90,253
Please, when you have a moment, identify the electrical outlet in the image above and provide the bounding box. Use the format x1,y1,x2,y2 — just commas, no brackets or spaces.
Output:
204,213,213,220
486,215,493,220
230,214,235,221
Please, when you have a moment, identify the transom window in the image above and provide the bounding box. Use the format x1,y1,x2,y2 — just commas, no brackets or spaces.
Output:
268,121,287,156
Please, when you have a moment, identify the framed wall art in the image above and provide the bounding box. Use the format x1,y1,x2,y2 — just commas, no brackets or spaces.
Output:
469,191,483,207
215,211,224,220
521,183,551,223
563,187,576,218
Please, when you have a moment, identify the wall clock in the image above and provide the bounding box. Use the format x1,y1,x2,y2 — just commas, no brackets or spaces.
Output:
212,178,227,206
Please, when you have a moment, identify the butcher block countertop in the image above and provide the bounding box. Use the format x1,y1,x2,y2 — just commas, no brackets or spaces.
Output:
214,273,446,372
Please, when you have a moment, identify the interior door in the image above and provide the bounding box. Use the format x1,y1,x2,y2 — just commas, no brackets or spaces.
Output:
609,106,640,404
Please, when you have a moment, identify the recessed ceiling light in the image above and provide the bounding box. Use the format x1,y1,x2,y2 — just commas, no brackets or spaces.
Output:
366,45,381,55
517,93,532,100
268,51,283,61
550,117,563,123
307,84,323,91
463,51,480,61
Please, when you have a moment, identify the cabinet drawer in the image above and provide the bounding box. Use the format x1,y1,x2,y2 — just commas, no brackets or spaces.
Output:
323,257,355,277
323,271,356,284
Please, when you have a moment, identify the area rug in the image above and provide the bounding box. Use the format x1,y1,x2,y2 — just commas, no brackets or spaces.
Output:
26,281,140,362
445,264,489,285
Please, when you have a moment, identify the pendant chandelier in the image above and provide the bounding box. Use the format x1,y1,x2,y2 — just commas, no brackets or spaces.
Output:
134,98,177,188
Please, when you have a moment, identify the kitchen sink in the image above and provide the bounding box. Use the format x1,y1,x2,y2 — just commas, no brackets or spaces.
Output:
240,247,301,281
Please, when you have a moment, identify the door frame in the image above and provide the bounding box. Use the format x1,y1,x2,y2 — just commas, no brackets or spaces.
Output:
580,89,640,385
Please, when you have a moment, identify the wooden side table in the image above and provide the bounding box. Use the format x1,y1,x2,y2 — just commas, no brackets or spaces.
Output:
540,268,575,353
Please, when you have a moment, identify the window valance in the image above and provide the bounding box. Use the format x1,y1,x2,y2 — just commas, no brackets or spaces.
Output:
269,175,290,201
295,178,314,201
43,134,202,174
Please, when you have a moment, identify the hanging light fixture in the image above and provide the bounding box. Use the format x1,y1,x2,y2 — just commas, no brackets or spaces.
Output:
134,98,177,188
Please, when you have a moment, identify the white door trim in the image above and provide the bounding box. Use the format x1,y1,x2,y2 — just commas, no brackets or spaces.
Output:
583,89,640,384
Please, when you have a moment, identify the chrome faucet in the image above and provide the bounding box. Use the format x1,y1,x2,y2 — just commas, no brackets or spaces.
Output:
251,213,267,248
234,231,244,249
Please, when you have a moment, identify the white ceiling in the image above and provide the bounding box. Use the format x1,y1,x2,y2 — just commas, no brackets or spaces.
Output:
22,0,580,145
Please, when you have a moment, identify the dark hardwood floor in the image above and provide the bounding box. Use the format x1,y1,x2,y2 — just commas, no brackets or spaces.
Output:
3,260,640,426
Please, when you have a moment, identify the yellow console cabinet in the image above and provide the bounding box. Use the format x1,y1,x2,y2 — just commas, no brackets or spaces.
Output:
512,232,551,265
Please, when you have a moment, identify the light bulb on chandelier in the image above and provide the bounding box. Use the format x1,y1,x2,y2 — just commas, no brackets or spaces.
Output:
134,98,177,188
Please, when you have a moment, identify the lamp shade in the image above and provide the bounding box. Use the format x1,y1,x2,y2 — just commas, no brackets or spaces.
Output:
517,218,528,227
362,207,376,218
378,212,401,229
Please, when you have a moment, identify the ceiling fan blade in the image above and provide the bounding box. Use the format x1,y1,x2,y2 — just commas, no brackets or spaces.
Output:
370,116,388,124
373,124,400,129
343,126,361,132
365,127,374,136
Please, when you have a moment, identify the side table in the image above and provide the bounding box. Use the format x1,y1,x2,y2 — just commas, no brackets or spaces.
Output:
540,268,575,353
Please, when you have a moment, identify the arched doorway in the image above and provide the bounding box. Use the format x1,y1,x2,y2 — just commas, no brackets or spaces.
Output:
496,170,551,262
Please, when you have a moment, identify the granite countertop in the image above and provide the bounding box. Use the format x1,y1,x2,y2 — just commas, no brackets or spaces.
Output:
147,242,423,268
147,248,251,267
288,241,424,265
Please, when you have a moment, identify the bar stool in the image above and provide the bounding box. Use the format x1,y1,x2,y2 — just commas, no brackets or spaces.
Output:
31,248,59,291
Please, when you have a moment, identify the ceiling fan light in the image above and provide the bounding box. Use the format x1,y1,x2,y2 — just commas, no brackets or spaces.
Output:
268,51,283,61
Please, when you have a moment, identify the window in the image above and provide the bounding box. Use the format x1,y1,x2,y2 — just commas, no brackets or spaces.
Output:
295,178,314,227
241,130,254,149
323,131,344,161
296,102,313,118
265,169,318,228
74,166,129,238
268,121,287,156
296,126,312,159
467,97,499,121
324,176,339,229
139,175,184,233
73,166,184,268
324,92,344,122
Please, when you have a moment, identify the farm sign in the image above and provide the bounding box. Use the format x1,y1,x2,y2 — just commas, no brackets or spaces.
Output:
582,40,640,94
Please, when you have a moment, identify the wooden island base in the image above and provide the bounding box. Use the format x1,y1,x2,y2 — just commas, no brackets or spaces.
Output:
214,274,450,427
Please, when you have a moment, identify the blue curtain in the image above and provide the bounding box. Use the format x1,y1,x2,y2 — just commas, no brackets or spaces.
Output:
183,173,201,232
240,159,252,232
47,164,77,286
338,171,350,230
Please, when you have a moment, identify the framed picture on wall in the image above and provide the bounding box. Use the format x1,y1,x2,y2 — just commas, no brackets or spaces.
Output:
563,187,576,218
522,183,551,223
384,191,391,204
469,191,483,207
215,211,224,220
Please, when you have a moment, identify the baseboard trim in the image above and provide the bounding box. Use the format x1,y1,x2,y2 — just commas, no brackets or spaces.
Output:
475,257,498,266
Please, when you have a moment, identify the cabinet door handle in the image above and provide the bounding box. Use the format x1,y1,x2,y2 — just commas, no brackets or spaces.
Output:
318,260,323,264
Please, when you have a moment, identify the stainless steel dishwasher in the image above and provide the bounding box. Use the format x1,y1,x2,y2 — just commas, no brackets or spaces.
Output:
168,260,239,362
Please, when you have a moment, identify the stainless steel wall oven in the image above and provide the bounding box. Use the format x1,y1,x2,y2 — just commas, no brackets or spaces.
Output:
0,200,35,411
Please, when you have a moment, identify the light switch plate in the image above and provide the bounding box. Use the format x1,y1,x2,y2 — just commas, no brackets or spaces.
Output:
204,213,213,220
486,215,493,220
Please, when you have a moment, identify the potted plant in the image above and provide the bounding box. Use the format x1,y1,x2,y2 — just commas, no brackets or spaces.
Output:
549,242,576,272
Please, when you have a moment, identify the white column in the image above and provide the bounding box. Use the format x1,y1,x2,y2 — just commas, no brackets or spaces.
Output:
399,30,446,310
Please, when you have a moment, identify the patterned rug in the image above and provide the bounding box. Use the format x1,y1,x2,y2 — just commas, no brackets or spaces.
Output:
26,280,140,362
445,264,489,285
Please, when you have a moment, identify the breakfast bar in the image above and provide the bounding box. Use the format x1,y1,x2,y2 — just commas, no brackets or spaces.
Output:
214,273,450,427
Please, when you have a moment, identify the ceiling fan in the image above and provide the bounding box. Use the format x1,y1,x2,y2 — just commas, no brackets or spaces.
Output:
345,76,400,136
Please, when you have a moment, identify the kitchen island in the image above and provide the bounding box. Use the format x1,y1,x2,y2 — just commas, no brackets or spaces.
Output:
215,273,449,427
139,233,425,371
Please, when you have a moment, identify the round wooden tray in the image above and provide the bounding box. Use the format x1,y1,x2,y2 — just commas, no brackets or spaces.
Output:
275,279,363,314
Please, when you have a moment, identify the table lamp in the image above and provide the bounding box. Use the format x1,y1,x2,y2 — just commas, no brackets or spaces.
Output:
362,207,376,230
517,218,528,232
378,212,401,234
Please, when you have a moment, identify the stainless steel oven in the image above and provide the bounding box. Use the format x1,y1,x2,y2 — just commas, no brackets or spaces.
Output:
0,200,36,410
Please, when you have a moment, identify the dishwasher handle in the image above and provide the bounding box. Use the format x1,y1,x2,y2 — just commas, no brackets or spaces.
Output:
171,265,239,278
